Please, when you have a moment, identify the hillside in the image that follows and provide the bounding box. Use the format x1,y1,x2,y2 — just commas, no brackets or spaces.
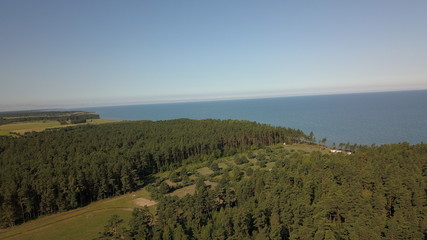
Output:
101,142,426,240
0,144,332,239
0,119,304,229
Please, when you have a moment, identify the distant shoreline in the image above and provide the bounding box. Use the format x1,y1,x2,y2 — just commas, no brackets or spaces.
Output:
71,90,427,146
1,89,426,113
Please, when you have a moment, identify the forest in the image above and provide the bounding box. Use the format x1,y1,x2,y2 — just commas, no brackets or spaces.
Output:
98,142,427,240
0,119,304,227
0,111,99,125
1,118,425,239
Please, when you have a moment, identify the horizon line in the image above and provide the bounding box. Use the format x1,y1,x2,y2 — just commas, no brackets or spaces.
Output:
1,88,426,113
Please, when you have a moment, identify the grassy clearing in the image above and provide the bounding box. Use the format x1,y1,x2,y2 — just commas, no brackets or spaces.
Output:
0,119,120,136
0,189,152,240
86,119,119,124
167,181,218,198
197,167,214,176
154,160,207,179
164,180,178,187
205,180,218,188
11,209,132,240
218,162,229,169
248,157,257,164
0,121,63,136
265,162,276,170
168,184,196,197
284,143,331,153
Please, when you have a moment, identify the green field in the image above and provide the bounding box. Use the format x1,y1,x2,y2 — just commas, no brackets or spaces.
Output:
0,119,119,136
0,189,153,240
196,166,214,176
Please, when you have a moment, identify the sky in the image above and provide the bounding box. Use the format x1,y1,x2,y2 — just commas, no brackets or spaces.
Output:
1,0,426,111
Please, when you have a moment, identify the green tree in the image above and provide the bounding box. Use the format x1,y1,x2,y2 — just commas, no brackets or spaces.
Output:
232,167,243,182
234,155,249,165
128,207,153,239
210,162,220,172
97,214,124,239
159,182,171,194
169,171,181,183
321,137,327,145
245,167,254,177
308,131,316,144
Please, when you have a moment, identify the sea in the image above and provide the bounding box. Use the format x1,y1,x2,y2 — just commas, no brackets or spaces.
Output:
78,90,427,146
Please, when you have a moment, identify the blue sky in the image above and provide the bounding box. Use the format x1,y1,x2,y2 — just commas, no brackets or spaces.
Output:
1,1,426,111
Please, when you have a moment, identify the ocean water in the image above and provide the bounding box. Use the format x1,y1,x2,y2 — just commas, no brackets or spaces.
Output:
79,90,427,145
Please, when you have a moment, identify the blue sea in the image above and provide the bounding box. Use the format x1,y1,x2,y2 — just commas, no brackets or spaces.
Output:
79,90,427,145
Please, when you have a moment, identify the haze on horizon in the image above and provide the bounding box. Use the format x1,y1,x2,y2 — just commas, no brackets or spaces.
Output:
1,1,426,111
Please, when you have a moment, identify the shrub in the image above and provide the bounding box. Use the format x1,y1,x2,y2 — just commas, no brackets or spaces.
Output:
257,153,266,161
210,162,220,172
169,171,181,183
245,167,254,176
232,167,243,182
159,182,171,194
234,155,249,165
247,151,256,159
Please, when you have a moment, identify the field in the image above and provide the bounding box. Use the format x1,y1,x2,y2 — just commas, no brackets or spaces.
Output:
196,167,214,176
0,143,333,240
0,119,119,136
0,188,153,240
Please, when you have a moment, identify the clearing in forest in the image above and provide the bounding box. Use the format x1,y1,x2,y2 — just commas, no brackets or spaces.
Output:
132,198,157,207
0,119,120,136
0,188,154,240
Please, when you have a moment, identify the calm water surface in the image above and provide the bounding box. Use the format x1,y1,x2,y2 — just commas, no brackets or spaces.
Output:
79,90,427,145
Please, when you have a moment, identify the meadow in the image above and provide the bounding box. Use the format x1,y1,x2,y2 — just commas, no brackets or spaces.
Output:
0,119,119,136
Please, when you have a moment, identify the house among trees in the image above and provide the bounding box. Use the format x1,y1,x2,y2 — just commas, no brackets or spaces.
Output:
330,149,353,155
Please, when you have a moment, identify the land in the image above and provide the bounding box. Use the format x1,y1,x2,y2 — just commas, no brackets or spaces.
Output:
0,110,100,124
0,119,423,239
0,119,300,236
0,119,119,136
0,188,152,240
0,143,332,240
0,111,118,136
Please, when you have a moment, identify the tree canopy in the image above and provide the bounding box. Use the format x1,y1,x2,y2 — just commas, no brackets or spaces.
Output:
102,142,427,240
